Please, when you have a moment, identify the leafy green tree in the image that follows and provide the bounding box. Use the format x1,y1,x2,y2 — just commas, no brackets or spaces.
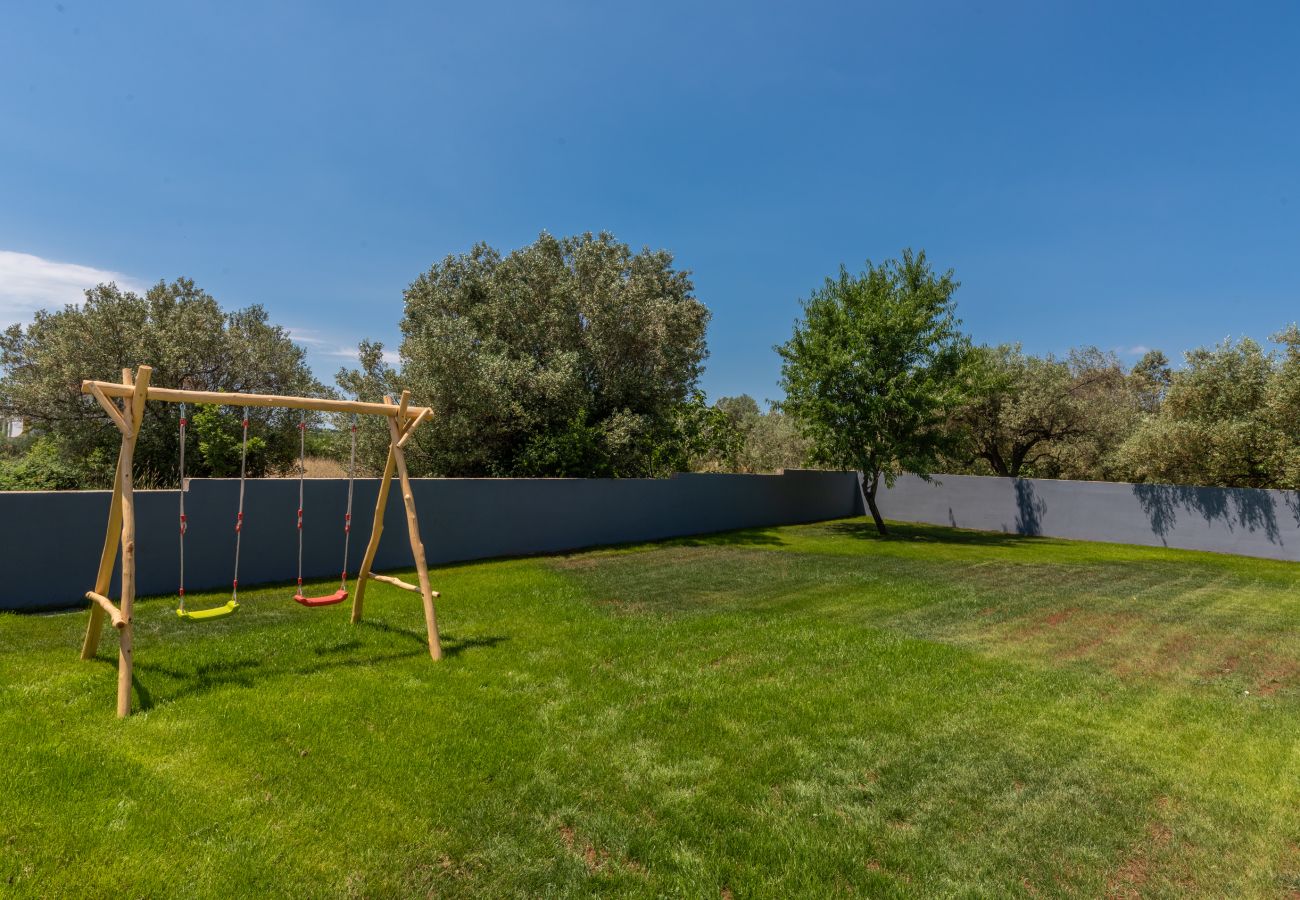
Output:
0,438,83,490
1130,349,1172,413
950,345,1141,481
777,250,969,534
709,394,808,473
1035,347,1140,482
0,278,324,487
188,405,270,477
339,232,712,477
334,339,401,476
1267,326,1300,489
951,345,1078,477
1120,337,1281,488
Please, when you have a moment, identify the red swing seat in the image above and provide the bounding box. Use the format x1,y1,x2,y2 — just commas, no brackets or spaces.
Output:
294,588,349,607
291,416,359,610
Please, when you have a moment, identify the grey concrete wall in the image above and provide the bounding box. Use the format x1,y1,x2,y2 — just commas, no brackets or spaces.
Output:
0,469,864,611
879,473,1300,562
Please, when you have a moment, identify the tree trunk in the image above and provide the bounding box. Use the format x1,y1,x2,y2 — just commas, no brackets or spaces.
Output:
862,471,889,535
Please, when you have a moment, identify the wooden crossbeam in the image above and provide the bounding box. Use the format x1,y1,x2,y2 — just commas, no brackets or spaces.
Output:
81,381,431,419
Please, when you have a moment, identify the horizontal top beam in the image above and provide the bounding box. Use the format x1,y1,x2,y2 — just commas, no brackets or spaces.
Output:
81,380,431,419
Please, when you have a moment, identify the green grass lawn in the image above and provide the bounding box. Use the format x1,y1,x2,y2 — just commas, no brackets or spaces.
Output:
3,519,1300,898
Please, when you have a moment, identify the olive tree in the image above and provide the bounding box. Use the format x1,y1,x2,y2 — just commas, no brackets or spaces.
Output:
339,232,714,477
0,279,324,487
1120,334,1297,489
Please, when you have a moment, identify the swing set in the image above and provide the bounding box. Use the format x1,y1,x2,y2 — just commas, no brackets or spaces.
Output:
80,365,443,717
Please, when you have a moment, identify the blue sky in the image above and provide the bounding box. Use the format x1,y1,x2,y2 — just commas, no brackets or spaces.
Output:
1,1,1297,403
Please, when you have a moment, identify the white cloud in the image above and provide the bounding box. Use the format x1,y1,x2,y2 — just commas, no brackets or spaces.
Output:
288,326,401,366
1116,344,1152,358
0,250,142,328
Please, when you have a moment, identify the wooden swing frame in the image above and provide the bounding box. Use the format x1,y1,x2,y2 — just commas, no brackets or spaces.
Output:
79,365,443,717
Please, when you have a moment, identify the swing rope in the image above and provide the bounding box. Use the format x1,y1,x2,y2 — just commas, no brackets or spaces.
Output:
292,412,352,607
175,404,243,621
340,415,357,591
177,403,187,611
296,412,306,593
232,407,250,602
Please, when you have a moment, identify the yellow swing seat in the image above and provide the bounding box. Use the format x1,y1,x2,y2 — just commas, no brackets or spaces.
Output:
176,600,239,621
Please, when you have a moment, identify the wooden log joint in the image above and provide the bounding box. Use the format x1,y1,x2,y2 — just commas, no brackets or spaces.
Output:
86,592,126,630
365,572,440,597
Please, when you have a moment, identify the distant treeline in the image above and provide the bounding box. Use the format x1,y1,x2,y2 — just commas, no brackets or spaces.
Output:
2,235,1296,494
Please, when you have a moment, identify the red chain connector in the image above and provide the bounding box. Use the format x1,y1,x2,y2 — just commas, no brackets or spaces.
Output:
178,587,185,597
243,418,250,428
179,418,187,427
235,511,243,533
297,508,303,529
179,513,187,535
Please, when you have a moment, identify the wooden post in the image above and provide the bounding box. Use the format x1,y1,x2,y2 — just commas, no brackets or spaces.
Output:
386,391,442,660
351,441,398,624
116,365,151,718
80,447,126,659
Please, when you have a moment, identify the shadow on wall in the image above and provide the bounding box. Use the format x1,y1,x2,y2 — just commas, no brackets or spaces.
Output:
1013,479,1046,537
1131,483,1285,546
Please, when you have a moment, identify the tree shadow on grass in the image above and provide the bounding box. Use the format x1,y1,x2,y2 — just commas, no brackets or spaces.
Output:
357,619,508,659
666,528,788,549
94,626,508,711
1132,483,1284,546
823,520,1039,548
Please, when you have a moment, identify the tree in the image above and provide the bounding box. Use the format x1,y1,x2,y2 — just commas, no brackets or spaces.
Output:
951,345,1078,477
1130,349,1172,413
339,232,712,477
334,339,401,476
1119,337,1281,488
1036,347,1140,482
1267,326,1300,489
0,279,324,487
950,345,1142,481
777,250,969,534
708,394,809,473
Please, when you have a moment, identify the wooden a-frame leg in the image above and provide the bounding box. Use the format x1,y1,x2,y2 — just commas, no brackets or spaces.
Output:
81,449,126,660
116,366,151,718
386,391,442,660
350,442,397,624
